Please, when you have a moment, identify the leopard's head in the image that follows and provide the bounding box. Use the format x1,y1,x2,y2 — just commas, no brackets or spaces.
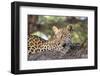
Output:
52,25,73,48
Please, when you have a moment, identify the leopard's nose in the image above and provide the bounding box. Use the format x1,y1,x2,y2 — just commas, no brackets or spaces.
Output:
67,42,73,49
69,44,73,49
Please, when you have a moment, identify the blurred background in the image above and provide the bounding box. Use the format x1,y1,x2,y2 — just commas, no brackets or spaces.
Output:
28,15,88,45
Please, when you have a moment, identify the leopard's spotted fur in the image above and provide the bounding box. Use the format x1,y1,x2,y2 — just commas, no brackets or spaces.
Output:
28,25,73,56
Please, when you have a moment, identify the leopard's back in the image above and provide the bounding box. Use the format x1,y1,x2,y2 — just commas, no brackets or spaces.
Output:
28,35,47,55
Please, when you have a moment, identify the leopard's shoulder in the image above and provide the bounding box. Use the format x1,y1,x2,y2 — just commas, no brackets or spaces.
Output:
28,35,47,46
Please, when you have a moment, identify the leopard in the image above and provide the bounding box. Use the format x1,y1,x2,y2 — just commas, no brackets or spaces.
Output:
28,25,73,56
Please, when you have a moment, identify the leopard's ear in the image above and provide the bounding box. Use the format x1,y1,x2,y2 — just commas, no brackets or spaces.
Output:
52,26,59,34
67,25,73,32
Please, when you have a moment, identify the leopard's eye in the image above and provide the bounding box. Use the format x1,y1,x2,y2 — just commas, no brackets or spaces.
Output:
58,42,60,45
62,43,66,48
